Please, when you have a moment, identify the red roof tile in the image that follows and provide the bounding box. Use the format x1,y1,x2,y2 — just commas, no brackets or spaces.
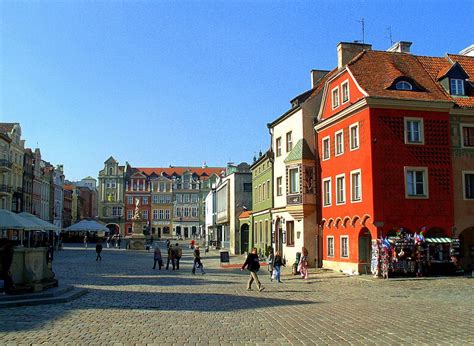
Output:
239,210,253,219
136,167,224,179
348,51,451,103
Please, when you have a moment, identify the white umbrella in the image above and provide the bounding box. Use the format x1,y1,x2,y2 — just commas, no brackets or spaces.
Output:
0,209,39,230
18,212,59,233
65,220,108,232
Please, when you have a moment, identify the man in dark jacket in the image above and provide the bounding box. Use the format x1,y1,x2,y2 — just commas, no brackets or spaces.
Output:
241,247,264,292
96,241,103,261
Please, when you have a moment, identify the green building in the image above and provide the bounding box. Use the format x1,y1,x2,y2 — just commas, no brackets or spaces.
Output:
241,151,273,255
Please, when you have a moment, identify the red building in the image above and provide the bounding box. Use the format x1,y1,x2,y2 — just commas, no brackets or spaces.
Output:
315,42,457,273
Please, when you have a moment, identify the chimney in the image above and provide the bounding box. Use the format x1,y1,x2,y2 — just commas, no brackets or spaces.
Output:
387,41,412,53
310,70,330,88
337,42,372,69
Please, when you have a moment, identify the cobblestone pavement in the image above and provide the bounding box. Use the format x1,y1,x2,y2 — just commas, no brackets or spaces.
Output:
0,241,472,345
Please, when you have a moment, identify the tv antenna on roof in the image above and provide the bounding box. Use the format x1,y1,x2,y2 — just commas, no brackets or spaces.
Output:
386,26,394,46
357,18,365,44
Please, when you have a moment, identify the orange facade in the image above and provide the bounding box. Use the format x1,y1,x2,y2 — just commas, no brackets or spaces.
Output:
317,67,454,272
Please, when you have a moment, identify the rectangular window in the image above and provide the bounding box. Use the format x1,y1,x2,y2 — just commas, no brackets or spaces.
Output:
152,195,158,204
323,178,331,206
158,195,165,204
183,194,190,203
405,167,428,198
332,87,340,109
266,179,270,199
335,130,344,156
336,174,346,205
351,170,362,202
350,123,359,150
127,196,133,205
153,209,158,220
184,207,190,217
463,172,474,200
286,221,294,246
243,183,252,192
276,137,282,157
191,194,198,203
277,177,282,196
176,207,182,217
327,237,334,257
143,210,148,219
159,210,164,220
289,168,300,194
462,125,474,147
322,136,330,160
342,81,349,103
192,207,198,217
341,236,349,258
405,118,424,144
451,79,465,96
165,210,170,219
176,194,183,203
286,131,293,152
143,197,148,205
159,182,165,192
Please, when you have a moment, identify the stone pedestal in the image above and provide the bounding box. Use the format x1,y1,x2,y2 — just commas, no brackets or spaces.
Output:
128,220,146,250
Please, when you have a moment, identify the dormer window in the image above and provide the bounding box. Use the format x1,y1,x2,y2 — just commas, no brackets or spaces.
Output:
450,79,465,96
396,81,413,91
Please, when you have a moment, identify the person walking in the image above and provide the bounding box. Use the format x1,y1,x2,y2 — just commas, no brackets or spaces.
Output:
241,247,264,292
117,236,121,249
192,246,205,275
96,241,103,261
298,247,309,279
267,247,274,281
273,250,285,283
153,246,163,270
174,243,183,270
83,234,88,249
166,243,175,270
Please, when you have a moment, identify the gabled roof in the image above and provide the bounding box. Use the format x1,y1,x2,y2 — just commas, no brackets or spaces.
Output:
284,139,315,163
347,50,450,103
418,53,474,109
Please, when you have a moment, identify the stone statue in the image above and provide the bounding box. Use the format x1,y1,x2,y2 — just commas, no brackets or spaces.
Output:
133,198,141,220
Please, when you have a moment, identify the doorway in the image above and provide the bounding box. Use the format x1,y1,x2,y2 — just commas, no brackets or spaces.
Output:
358,227,372,274
241,224,249,254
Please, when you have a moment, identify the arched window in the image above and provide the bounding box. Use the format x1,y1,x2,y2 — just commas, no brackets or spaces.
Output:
396,81,413,90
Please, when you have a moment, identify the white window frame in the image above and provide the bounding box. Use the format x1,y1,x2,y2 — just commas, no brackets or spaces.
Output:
404,167,429,199
286,131,293,152
332,86,340,109
335,130,344,156
322,136,331,161
451,78,465,96
276,137,282,157
335,173,346,205
143,210,148,219
404,117,424,144
350,169,362,203
327,236,334,257
165,209,170,219
127,210,133,220
396,81,413,90
153,209,158,220
341,80,350,104
462,171,474,200
288,167,300,194
276,177,283,196
322,177,332,207
461,124,474,148
127,196,133,205
340,236,349,258
349,122,359,151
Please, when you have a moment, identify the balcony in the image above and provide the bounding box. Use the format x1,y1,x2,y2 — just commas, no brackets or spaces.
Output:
0,184,13,195
0,159,12,171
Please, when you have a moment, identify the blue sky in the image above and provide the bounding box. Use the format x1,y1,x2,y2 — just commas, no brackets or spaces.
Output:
1,0,472,181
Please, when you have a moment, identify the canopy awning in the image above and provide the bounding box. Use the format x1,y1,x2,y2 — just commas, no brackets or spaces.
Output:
65,220,108,232
425,237,452,244
0,209,39,230
18,212,60,233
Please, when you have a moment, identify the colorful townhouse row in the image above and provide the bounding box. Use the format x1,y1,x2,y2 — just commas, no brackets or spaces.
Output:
0,122,98,229
239,42,474,273
97,156,225,238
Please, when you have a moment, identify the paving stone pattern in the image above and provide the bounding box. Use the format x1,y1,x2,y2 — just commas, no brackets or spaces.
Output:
0,241,472,345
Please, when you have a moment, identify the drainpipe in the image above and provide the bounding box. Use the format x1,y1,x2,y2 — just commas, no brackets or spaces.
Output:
267,123,275,251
